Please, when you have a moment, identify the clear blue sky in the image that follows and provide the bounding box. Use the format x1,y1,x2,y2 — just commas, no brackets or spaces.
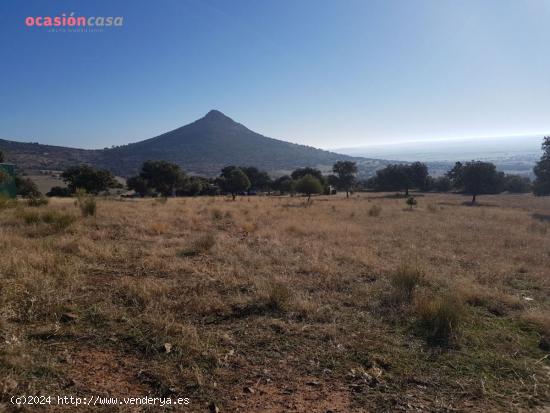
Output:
1,0,549,149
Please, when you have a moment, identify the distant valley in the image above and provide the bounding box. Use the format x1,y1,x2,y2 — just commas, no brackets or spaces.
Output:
335,135,544,177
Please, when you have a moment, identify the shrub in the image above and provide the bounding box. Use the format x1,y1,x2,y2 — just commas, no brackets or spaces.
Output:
406,196,417,210
19,209,76,230
368,204,382,217
41,210,77,230
415,294,464,347
0,195,17,210
211,208,223,220
20,210,41,225
179,233,216,257
46,186,72,197
390,264,423,303
75,190,97,217
26,196,49,207
266,282,292,311
79,197,97,217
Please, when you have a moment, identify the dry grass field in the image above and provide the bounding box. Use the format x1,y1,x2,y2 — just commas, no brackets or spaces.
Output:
1,193,549,412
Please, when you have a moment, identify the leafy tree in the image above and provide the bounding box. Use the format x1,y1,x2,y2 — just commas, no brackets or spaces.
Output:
432,176,452,192
272,175,295,195
126,176,150,197
46,186,72,197
408,162,429,190
220,165,238,179
222,167,250,200
371,164,412,195
503,174,531,193
406,196,417,210
295,174,323,202
14,176,41,198
332,161,357,198
291,167,324,184
446,162,464,189
533,136,550,196
176,176,204,196
240,166,273,193
0,150,4,163
139,160,185,196
459,161,502,203
62,165,119,194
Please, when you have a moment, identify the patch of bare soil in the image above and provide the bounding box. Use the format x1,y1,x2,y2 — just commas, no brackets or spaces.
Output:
227,377,352,413
63,346,149,397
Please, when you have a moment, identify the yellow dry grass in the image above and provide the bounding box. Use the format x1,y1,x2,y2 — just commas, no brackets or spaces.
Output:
0,193,549,412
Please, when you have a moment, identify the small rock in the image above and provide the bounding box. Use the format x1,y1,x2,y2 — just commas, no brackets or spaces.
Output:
162,343,172,353
60,312,79,323
306,381,320,387
208,401,220,413
243,386,255,394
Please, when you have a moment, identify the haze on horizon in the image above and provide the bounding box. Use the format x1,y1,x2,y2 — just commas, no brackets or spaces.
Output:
1,0,550,150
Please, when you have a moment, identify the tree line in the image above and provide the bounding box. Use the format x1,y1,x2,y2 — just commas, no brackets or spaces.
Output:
2,136,550,200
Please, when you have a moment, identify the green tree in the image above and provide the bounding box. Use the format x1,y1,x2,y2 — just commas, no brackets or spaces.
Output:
291,167,324,184
446,162,464,189
408,162,429,190
62,165,119,195
432,176,451,192
176,176,204,196
332,161,357,198
126,176,150,197
371,164,412,195
295,174,323,202
503,174,531,193
533,136,550,196
240,166,273,193
139,160,185,196
460,161,502,203
15,176,41,198
272,175,295,195
223,167,250,200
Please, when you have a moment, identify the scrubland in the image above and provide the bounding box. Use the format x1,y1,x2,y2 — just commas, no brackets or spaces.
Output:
0,193,549,412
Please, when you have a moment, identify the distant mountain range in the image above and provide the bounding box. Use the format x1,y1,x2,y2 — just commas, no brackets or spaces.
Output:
0,110,389,178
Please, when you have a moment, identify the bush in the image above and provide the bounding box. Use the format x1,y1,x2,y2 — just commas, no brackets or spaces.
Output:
406,196,417,210
19,209,76,230
46,186,72,197
26,196,49,207
415,294,464,347
179,233,216,257
266,282,292,312
211,208,223,220
368,204,382,217
79,197,97,217
0,195,17,210
41,211,77,230
390,264,423,303
75,189,97,217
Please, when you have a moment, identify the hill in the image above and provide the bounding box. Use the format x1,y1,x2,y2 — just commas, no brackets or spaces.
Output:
0,110,389,178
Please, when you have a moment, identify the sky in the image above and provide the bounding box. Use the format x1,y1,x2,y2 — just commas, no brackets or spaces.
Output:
1,0,549,150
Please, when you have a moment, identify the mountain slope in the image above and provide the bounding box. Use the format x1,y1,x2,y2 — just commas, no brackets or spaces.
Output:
0,139,101,171
1,110,388,177
98,110,362,176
